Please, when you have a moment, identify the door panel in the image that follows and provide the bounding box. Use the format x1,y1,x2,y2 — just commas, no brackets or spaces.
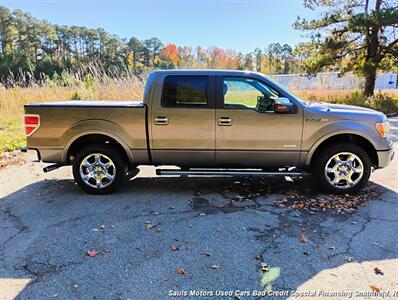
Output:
215,76,303,167
151,75,216,166
216,109,302,167
151,107,215,165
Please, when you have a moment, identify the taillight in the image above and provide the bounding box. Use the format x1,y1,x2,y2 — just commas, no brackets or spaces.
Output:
24,114,40,136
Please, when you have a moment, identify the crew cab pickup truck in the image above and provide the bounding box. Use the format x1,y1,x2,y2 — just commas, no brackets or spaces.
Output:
23,70,394,194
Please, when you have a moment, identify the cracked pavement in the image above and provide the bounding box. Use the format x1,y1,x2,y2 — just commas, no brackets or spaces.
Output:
0,118,397,300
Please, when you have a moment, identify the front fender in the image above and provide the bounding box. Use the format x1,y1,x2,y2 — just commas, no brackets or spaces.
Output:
62,119,134,163
303,120,383,167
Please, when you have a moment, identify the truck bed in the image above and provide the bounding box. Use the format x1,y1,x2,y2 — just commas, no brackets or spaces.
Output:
24,100,148,164
25,100,144,107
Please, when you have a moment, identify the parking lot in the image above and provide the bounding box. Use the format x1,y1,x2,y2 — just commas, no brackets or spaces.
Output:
1,118,397,300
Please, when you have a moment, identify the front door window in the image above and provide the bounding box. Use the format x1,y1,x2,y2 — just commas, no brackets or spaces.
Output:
223,77,282,112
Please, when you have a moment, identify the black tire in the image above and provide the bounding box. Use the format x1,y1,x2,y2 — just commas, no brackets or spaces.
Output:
72,144,127,194
312,143,372,194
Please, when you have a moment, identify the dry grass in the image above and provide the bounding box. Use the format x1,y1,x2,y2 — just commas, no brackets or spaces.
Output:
293,89,398,102
0,79,144,152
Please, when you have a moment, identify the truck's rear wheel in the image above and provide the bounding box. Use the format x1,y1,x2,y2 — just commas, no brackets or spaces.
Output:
72,144,127,194
312,143,371,194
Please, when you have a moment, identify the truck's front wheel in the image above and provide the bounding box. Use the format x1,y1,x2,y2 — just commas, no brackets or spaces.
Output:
72,144,127,194
312,143,372,194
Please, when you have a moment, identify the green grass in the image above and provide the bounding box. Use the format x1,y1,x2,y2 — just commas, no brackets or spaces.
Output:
0,117,25,153
224,90,260,107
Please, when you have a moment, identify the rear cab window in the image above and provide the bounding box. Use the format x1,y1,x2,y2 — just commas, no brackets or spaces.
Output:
162,76,209,107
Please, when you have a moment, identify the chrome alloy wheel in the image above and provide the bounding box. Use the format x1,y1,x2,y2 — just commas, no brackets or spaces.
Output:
324,152,364,189
79,153,116,189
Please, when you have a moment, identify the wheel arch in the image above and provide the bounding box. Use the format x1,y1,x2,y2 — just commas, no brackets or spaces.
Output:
64,131,133,165
306,133,378,168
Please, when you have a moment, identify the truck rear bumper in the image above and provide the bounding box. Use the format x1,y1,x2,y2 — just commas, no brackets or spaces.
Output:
377,148,395,168
21,147,41,161
21,147,63,163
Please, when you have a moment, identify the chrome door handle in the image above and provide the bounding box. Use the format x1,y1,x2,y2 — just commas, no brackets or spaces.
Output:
218,117,232,126
155,116,168,125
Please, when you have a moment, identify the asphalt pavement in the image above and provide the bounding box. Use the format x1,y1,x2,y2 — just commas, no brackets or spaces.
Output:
0,118,397,300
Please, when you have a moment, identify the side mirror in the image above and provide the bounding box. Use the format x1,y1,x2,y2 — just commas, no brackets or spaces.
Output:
272,97,294,114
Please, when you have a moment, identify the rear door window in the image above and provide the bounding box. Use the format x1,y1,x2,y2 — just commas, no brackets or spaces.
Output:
162,76,208,107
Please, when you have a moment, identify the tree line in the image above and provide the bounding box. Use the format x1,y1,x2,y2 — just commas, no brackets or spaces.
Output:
0,6,303,86
1,2,397,96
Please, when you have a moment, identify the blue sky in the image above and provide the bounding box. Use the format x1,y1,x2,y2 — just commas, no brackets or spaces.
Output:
1,0,316,53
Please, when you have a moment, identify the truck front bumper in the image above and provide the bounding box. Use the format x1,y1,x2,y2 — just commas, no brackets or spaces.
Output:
377,148,395,168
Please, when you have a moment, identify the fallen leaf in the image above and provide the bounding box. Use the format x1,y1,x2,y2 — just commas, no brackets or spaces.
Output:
300,234,308,243
374,267,384,275
87,249,99,257
177,267,186,275
210,264,221,270
369,285,380,292
146,223,155,229
171,245,179,251
297,203,305,209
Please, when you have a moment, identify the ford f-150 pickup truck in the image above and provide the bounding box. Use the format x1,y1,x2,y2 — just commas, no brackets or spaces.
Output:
23,70,394,194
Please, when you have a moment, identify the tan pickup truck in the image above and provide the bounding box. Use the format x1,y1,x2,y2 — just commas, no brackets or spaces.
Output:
23,70,394,194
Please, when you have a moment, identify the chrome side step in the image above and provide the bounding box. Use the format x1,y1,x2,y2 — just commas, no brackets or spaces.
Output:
155,168,306,177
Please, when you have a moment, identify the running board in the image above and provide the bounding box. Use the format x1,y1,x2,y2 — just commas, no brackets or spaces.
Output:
155,169,306,177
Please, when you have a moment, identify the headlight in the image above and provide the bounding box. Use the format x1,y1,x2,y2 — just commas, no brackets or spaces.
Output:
375,121,390,138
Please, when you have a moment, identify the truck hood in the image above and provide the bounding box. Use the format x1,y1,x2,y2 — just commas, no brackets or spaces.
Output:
306,102,385,120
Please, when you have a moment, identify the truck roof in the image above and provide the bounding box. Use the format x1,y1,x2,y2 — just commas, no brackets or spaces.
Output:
150,69,263,76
